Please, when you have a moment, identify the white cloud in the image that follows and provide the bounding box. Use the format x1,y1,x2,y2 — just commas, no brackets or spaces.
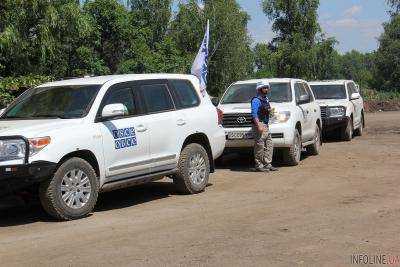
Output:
343,5,362,17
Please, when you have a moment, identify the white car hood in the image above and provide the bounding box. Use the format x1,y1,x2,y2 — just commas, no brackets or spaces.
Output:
0,119,82,138
219,102,293,114
315,99,348,107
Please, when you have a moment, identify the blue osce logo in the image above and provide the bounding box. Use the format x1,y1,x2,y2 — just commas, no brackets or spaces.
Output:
112,127,137,150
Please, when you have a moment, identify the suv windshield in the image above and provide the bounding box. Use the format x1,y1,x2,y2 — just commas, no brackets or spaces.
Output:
1,85,101,119
310,84,347,100
220,82,292,104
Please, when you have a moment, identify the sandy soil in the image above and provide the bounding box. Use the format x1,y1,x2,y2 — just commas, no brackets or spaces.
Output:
1,111,400,267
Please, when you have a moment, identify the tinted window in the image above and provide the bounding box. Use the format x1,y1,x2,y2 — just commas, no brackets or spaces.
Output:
141,84,174,113
310,84,347,100
220,82,292,104
2,85,100,119
170,80,200,109
303,83,315,101
348,83,357,95
102,87,137,116
295,83,310,103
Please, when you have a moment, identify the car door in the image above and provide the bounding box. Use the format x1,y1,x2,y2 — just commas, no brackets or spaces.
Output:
97,82,151,181
167,79,202,145
294,82,314,141
138,80,179,173
348,82,363,127
303,82,320,129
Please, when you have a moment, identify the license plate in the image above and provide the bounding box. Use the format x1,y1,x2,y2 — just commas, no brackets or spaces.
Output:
227,132,254,140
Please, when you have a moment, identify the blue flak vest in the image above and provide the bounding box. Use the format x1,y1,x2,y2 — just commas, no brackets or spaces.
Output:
251,96,271,124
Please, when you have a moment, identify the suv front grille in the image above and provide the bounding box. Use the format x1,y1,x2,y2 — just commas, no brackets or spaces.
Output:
222,113,253,128
320,106,328,118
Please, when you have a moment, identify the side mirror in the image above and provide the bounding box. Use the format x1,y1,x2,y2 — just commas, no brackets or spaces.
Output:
298,95,310,105
211,97,220,107
0,108,5,115
350,92,360,100
101,103,128,119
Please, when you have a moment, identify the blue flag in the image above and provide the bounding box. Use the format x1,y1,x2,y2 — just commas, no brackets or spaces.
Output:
191,20,209,97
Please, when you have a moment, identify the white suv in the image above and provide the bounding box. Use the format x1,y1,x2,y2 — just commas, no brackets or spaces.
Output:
309,80,364,140
218,78,322,166
0,74,225,220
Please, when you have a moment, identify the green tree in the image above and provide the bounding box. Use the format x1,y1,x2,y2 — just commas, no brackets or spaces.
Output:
338,50,374,87
84,0,134,73
253,43,277,78
261,0,327,79
374,14,400,91
263,0,320,46
0,0,107,78
130,0,172,47
206,0,254,95
387,0,400,14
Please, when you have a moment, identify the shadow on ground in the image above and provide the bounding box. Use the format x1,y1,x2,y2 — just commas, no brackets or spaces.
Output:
215,149,311,172
0,181,192,227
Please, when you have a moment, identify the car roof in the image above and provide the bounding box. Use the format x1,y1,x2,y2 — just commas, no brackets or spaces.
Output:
233,78,302,85
38,74,199,88
308,80,353,85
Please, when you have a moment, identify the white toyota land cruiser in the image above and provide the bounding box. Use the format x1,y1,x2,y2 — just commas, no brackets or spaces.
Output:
0,74,225,220
309,80,365,141
217,78,322,166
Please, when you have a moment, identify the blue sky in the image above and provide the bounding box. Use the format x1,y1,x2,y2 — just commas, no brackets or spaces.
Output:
237,0,391,53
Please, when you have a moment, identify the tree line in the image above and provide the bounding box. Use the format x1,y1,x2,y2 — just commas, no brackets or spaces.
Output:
0,0,399,107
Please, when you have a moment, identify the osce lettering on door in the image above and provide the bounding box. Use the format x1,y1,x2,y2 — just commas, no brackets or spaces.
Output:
112,127,137,149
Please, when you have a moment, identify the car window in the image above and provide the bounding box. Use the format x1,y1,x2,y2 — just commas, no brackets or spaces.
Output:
310,84,347,99
141,84,174,113
169,80,200,109
347,83,357,99
220,82,292,104
303,83,315,101
349,83,357,94
102,87,137,116
295,83,310,103
2,85,101,119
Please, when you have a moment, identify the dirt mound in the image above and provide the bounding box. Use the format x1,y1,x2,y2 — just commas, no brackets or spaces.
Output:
364,100,400,112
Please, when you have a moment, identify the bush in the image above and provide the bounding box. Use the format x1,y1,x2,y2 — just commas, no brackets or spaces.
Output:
362,87,400,101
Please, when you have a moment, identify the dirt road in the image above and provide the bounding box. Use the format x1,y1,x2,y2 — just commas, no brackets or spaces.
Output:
1,111,400,267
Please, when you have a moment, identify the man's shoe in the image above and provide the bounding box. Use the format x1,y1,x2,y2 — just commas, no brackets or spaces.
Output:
255,167,270,172
267,165,278,171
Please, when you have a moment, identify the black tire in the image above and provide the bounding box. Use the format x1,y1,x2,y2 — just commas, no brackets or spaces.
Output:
342,117,353,141
354,114,364,137
307,124,322,156
39,157,99,221
285,129,302,166
173,143,210,194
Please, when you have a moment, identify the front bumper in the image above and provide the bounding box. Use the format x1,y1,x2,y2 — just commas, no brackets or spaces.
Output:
322,116,349,132
0,161,57,197
223,123,294,149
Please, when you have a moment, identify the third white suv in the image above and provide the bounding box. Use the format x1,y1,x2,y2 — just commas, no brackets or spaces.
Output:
218,78,322,166
309,80,365,140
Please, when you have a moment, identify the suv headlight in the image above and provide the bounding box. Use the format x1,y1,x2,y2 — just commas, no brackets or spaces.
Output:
0,136,51,163
0,139,27,162
328,106,346,117
270,111,291,124
28,137,51,156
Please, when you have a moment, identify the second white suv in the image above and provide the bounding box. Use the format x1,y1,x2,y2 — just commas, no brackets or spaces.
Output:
309,80,365,140
0,74,226,220
218,78,322,166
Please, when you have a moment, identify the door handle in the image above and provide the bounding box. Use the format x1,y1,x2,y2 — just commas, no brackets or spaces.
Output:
136,124,147,132
177,119,186,126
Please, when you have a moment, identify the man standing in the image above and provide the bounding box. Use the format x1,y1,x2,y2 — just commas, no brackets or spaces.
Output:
251,82,278,172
